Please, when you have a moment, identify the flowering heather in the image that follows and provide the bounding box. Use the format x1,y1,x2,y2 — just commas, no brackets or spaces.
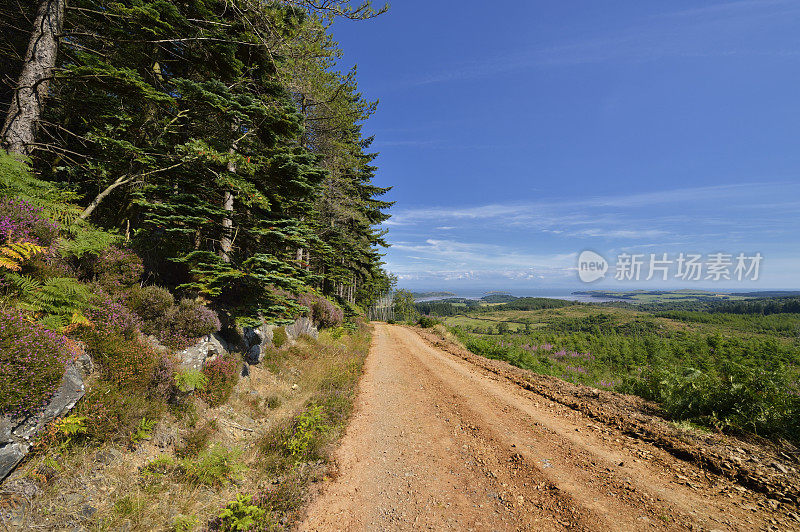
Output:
564,365,587,375
86,289,141,337
298,292,343,328
199,354,239,406
172,299,221,338
0,307,70,416
95,247,143,291
550,349,595,362
0,197,59,246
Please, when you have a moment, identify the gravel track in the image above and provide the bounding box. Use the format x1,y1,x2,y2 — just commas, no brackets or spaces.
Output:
300,324,799,531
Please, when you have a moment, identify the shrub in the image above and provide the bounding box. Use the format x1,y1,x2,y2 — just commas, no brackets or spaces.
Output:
417,315,439,328
84,331,158,390
129,285,174,323
171,299,221,339
94,246,144,291
85,288,141,337
176,420,217,459
80,383,165,444
182,445,243,486
199,354,239,406
0,197,59,247
261,405,326,463
272,327,288,348
130,287,220,349
214,494,271,532
0,308,71,416
298,292,343,328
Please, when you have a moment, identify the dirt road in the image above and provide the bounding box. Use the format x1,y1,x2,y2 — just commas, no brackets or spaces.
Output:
300,324,797,531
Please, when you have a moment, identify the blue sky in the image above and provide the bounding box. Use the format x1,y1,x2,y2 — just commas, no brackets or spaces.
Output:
332,0,800,291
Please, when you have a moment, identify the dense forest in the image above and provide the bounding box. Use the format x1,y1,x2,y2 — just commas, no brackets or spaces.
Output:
0,0,393,326
0,2,395,527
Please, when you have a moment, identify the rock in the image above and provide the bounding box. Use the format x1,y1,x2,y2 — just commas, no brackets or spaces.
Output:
95,448,123,466
285,317,319,341
241,317,319,364
0,443,28,480
152,425,177,448
176,333,229,371
0,352,93,482
80,505,97,518
241,363,250,378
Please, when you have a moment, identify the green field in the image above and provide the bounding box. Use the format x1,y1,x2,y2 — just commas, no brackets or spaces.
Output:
419,296,800,443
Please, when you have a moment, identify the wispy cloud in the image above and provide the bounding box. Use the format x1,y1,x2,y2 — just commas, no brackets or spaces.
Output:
401,0,800,88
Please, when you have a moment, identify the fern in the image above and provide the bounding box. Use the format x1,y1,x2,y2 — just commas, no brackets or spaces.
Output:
0,241,46,271
3,274,90,329
0,152,81,224
60,223,121,258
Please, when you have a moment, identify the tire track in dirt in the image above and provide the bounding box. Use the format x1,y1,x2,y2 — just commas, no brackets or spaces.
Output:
300,324,797,531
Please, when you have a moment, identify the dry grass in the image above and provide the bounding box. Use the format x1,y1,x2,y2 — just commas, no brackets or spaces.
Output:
9,325,372,531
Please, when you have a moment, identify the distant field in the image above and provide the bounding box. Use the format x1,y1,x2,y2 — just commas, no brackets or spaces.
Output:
427,298,800,444
576,289,751,304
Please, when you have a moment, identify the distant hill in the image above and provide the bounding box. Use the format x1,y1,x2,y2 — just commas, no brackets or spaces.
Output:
731,291,800,298
411,291,457,300
480,294,518,303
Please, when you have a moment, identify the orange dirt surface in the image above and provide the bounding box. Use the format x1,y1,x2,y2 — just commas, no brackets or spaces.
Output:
300,324,799,531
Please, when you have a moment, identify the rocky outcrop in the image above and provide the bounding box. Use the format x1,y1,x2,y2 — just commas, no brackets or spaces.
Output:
0,352,93,481
241,317,319,364
175,333,229,371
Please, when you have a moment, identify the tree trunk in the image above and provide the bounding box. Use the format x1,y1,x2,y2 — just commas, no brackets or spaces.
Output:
220,124,238,263
220,188,234,263
1,0,66,157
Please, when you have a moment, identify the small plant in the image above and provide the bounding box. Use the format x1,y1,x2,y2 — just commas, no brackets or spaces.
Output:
175,420,217,459
216,494,268,532
417,315,439,328
272,327,288,348
285,405,326,460
174,369,209,393
141,455,175,480
131,417,156,445
113,494,145,518
54,414,87,448
172,514,199,532
182,445,243,486
265,395,281,410
198,354,239,406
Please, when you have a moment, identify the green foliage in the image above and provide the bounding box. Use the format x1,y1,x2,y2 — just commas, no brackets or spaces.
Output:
285,405,326,459
451,306,800,443
182,445,243,487
272,327,288,348
174,370,209,393
393,289,417,323
3,273,91,330
113,494,146,518
171,514,199,532
130,417,157,445
217,494,269,532
417,315,439,328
